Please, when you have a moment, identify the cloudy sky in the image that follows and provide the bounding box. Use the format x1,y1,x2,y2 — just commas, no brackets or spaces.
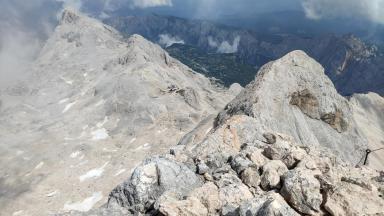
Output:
1,0,384,86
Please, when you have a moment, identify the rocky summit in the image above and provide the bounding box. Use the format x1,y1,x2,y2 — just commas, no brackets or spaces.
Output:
63,51,384,215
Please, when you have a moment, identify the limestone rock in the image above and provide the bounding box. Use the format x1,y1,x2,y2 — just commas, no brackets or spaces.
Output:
216,173,254,209
229,83,243,96
260,160,288,190
290,89,320,119
158,197,208,216
216,50,368,165
281,169,322,215
240,167,261,189
239,192,300,216
230,154,253,174
244,147,269,168
263,134,307,169
189,182,222,215
324,182,384,216
197,162,210,175
263,133,277,144
108,157,202,213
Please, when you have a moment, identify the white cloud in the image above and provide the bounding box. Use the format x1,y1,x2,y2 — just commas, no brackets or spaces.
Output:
158,34,184,47
0,0,59,87
208,36,241,54
301,0,384,24
208,36,218,48
132,0,172,8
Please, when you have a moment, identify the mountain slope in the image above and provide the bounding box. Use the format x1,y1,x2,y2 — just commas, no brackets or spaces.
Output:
66,50,384,216
0,10,237,216
105,15,384,96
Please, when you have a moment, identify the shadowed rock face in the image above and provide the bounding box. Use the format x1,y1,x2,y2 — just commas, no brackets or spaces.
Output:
68,50,384,216
290,89,320,119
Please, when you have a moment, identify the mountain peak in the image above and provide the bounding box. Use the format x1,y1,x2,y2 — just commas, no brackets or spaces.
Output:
60,8,81,24
217,50,367,164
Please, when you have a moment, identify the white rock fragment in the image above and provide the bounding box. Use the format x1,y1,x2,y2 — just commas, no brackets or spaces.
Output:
34,162,44,170
63,192,103,212
114,169,126,176
62,102,76,113
79,162,109,182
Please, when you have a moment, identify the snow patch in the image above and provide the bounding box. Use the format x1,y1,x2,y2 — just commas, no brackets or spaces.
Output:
91,128,109,140
60,76,73,85
129,137,136,144
70,151,81,158
62,102,76,113
59,98,69,104
102,148,117,152
114,169,126,176
135,143,151,151
63,192,103,212
95,100,104,107
34,161,44,170
12,210,24,216
205,127,212,135
79,162,109,182
46,190,59,197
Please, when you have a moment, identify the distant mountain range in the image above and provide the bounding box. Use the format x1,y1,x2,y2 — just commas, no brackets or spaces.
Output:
105,14,384,96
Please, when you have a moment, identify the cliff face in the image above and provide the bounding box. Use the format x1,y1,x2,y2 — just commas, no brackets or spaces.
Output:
65,51,384,216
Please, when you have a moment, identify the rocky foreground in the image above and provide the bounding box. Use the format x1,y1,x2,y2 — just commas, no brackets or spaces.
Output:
64,51,384,216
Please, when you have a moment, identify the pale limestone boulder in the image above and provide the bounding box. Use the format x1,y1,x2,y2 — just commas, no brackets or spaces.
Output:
239,192,300,216
324,182,384,216
280,169,322,215
260,160,288,190
108,157,202,213
158,197,208,216
241,167,261,189
189,182,222,215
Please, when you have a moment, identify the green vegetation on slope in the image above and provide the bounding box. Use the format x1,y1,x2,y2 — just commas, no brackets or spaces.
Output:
166,44,257,87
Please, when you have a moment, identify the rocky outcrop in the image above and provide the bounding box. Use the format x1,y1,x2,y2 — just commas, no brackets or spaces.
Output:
108,157,202,212
69,50,384,216
280,169,322,215
216,50,367,164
